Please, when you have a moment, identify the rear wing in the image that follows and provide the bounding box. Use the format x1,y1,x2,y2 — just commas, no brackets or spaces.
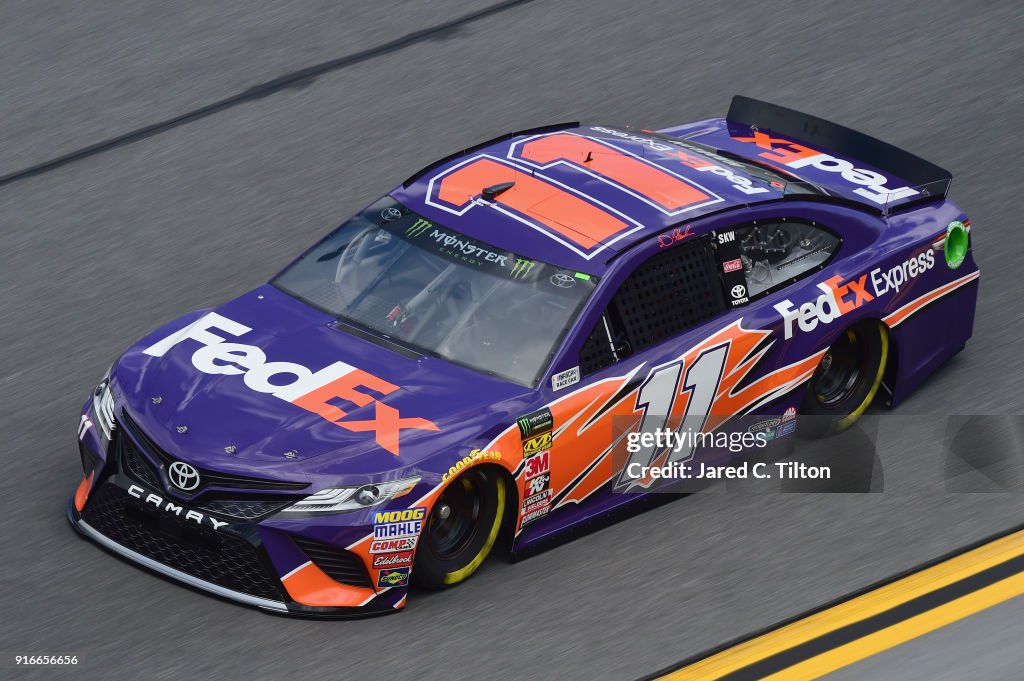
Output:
713,96,952,212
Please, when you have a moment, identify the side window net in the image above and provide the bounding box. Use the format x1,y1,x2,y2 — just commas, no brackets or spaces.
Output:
579,235,726,375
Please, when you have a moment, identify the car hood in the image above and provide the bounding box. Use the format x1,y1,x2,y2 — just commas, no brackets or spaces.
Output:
112,285,528,482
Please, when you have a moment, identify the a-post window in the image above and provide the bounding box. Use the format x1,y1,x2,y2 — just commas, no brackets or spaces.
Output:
579,234,726,375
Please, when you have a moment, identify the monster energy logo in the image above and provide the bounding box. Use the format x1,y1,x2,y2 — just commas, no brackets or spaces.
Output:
406,218,433,237
517,408,553,438
511,258,536,280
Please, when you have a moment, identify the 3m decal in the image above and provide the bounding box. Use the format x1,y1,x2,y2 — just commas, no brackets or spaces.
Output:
524,450,550,480
143,313,438,456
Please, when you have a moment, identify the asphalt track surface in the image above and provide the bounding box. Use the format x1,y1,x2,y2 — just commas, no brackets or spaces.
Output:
1,2,1021,679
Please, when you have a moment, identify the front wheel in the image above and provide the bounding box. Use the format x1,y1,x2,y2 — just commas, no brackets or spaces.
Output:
799,320,889,438
413,468,506,589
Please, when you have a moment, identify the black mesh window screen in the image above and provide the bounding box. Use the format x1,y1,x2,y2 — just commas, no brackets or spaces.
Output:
611,235,726,353
579,315,618,375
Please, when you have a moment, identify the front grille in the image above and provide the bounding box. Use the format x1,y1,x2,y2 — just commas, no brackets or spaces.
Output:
119,432,161,488
82,483,285,601
191,498,292,521
118,432,293,521
118,408,310,493
292,536,372,588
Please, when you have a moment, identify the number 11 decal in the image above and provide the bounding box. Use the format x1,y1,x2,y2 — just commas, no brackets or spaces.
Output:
617,344,729,489
426,131,722,259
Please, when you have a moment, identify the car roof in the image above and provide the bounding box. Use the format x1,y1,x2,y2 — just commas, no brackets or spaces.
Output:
390,121,787,276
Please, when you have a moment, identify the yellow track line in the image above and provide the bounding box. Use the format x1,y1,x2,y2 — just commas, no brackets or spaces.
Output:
662,529,1024,680
767,574,1024,680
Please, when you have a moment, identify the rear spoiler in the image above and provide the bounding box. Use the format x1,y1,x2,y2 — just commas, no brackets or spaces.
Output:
724,96,952,210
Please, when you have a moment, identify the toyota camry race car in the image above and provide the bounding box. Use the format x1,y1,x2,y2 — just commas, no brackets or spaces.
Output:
69,96,979,616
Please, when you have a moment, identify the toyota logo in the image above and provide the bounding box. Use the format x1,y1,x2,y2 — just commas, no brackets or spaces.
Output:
731,284,747,299
380,207,402,222
168,461,201,491
550,273,576,288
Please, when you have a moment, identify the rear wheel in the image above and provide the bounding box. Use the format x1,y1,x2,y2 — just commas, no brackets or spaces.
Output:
799,320,888,438
413,467,505,589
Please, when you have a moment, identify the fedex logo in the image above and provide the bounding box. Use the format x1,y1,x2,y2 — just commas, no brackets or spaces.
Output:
143,312,438,456
774,275,874,339
731,131,919,205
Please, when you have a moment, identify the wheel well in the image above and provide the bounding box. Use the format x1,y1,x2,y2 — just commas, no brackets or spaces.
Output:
878,319,898,408
474,462,519,553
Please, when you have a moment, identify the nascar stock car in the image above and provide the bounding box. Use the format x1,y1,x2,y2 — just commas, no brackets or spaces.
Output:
69,96,978,616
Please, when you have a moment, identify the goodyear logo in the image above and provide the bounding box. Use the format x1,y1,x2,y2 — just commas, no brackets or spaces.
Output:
374,507,426,524
442,449,502,482
523,432,552,457
377,566,411,588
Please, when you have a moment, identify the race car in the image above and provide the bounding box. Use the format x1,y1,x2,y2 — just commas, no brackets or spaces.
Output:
68,96,979,616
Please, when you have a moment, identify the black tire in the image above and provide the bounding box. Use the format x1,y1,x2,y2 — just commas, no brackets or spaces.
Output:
798,320,889,439
413,467,506,589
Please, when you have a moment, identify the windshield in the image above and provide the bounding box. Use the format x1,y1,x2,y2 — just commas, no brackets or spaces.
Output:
272,197,597,386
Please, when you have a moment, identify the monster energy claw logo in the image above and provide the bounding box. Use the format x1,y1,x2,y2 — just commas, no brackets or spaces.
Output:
511,258,536,280
406,218,432,237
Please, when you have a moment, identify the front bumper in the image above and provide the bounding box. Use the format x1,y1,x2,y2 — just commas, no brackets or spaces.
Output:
69,408,409,618
67,497,289,612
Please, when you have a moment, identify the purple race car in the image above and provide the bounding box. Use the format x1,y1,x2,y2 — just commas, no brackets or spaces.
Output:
69,96,978,616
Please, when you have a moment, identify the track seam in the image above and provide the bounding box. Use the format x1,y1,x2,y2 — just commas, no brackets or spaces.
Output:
0,0,536,189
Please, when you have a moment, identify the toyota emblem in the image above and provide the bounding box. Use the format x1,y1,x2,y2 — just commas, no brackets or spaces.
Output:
550,273,576,288
168,461,201,491
731,284,747,299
